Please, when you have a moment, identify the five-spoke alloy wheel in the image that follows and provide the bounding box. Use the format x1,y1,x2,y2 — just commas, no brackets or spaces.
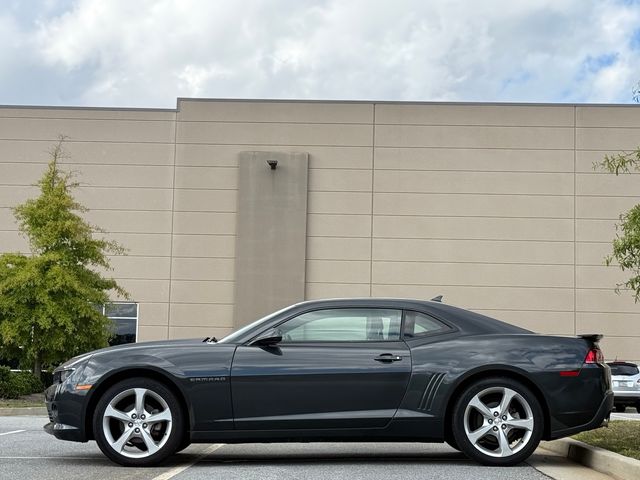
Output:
452,377,543,466
94,377,184,467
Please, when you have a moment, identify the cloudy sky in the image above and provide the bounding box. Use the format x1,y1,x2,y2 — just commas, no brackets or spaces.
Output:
1,0,640,108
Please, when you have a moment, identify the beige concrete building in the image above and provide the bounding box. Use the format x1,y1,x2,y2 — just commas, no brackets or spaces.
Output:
0,99,639,362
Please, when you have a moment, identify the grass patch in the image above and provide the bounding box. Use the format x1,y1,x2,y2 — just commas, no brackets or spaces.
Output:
0,393,45,408
573,421,640,461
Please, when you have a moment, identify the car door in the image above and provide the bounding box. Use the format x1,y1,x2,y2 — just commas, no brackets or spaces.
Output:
230,307,411,430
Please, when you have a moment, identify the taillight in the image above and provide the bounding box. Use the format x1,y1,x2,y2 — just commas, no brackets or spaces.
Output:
584,347,604,364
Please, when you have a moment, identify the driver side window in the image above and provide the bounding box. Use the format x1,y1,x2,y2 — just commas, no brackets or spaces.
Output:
279,308,402,343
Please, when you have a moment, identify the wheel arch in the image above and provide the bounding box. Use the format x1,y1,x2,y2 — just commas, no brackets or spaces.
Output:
442,367,551,442
83,367,191,441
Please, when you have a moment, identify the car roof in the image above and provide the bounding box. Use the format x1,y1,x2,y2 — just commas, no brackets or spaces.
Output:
286,298,532,335
221,297,533,344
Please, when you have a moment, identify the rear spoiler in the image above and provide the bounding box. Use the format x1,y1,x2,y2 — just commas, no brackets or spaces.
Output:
579,334,603,343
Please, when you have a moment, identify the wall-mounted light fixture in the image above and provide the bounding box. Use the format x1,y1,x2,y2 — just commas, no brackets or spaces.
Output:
267,159,278,170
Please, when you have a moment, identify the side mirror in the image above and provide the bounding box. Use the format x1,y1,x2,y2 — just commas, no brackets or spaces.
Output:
250,328,283,347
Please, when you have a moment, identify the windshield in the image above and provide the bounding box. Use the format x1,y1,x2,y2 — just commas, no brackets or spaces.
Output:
218,305,292,344
608,363,639,376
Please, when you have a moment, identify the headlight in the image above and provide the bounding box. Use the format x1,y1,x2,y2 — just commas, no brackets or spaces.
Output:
53,369,74,384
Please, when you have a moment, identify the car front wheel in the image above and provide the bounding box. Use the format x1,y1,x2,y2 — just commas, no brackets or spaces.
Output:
93,377,183,466
451,377,543,466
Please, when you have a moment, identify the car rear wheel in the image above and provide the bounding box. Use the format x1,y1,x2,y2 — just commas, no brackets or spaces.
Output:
93,377,183,466
452,377,543,466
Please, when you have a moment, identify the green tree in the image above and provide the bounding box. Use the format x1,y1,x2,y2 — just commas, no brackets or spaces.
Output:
593,82,640,301
0,139,128,377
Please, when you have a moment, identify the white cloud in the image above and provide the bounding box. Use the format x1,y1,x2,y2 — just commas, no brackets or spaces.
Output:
1,0,639,107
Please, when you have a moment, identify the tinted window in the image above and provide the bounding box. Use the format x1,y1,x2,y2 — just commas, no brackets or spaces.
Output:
279,308,402,342
608,363,639,376
404,311,449,338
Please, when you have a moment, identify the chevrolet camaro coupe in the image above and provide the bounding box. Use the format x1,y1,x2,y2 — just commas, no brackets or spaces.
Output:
45,298,613,467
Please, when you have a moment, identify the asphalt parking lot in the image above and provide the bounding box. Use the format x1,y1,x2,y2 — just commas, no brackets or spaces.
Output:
0,415,621,480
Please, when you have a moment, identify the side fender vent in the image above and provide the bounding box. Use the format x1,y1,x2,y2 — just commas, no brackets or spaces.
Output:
418,372,446,411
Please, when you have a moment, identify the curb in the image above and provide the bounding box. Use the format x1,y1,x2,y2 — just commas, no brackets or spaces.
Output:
541,438,640,480
0,406,47,416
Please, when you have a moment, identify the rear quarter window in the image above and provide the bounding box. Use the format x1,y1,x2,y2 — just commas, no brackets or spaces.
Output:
403,311,451,338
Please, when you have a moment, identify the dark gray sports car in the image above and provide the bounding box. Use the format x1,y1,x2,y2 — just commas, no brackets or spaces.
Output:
44,298,613,467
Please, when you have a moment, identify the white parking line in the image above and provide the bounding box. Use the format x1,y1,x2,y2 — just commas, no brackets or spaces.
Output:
152,444,224,480
0,456,92,460
0,430,26,436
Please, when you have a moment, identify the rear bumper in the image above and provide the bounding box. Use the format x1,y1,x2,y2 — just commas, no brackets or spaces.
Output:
613,394,640,406
548,391,613,440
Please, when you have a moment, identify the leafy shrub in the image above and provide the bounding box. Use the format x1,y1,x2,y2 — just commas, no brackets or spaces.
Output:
0,367,44,399
0,366,10,384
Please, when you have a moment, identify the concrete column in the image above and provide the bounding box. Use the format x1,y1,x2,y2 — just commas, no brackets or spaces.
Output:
233,151,309,327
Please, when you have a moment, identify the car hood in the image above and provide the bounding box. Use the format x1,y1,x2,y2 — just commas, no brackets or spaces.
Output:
81,338,215,355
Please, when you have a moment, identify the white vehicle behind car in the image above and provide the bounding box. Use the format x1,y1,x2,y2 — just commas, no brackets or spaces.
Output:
607,362,640,413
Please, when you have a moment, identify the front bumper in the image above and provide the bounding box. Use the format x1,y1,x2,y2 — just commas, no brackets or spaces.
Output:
43,420,85,442
549,391,613,440
43,381,89,443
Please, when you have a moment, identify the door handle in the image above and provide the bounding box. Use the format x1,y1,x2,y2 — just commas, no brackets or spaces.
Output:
374,353,402,363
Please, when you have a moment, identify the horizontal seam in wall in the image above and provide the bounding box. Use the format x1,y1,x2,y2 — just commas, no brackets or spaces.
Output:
372,191,575,197
0,138,176,145
176,141,373,147
0,184,238,190
170,279,233,283
472,309,575,314
171,256,234,260
0,116,176,123
374,169,578,173
372,146,573,151
0,161,176,167
165,302,234,305
587,334,640,338
347,283,576,289
177,119,373,126
349,214,576,219
0,207,236,214
168,301,233,305
370,238,574,243
370,191,575,196
374,124,576,129
310,260,576,266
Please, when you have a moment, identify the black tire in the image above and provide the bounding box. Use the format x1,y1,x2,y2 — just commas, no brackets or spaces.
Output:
636,405,640,414
93,377,184,467
615,404,626,413
444,428,460,451
445,438,461,451
175,438,191,454
451,377,543,466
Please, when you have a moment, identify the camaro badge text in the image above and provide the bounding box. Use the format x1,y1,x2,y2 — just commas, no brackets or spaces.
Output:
188,376,227,383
